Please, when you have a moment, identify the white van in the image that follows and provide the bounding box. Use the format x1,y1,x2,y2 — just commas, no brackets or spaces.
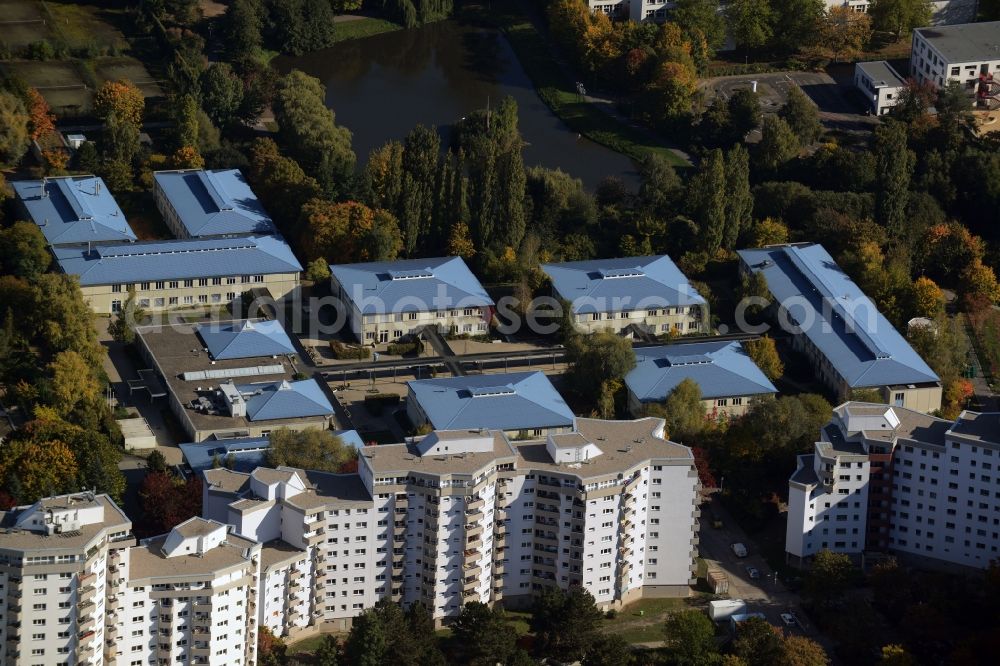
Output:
731,542,748,557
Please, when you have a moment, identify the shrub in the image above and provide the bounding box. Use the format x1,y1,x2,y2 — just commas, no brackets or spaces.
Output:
386,340,422,356
364,393,400,416
329,340,371,360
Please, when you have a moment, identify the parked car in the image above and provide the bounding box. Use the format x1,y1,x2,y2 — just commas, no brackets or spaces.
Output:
731,542,748,557
780,612,798,627
745,565,760,580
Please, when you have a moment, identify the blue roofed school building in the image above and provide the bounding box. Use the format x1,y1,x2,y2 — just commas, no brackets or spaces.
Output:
180,429,366,473
12,175,137,246
52,236,302,314
197,319,297,360
134,320,333,441
540,255,707,336
737,243,941,413
625,341,778,419
330,256,494,344
153,169,276,238
406,371,575,437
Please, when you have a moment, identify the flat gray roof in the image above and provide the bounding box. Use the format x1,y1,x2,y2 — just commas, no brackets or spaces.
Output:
915,21,1000,63
856,61,906,87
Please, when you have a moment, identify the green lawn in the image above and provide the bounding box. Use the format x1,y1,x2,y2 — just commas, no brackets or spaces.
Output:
288,633,341,656
333,17,403,43
466,2,687,167
42,0,129,52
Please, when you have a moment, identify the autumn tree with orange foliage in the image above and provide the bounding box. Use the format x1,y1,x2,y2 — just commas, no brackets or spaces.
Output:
171,145,204,169
94,79,145,125
26,88,55,140
297,199,403,264
0,437,78,505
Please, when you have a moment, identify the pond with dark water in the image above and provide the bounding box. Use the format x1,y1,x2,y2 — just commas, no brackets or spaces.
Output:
274,20,639,190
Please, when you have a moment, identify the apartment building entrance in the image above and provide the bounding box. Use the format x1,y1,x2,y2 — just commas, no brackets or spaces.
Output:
379,330,389,343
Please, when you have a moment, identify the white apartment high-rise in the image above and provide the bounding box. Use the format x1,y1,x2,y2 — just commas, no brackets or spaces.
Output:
0,495,260,666
787,402,1000,570
203,418,700,639
0,493,132,666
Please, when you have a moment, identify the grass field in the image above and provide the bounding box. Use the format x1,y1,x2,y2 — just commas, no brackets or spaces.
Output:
0,59,92,112
0,0,44,21
0,21,55,48
42,0,129,52
93,57,163,98
333,17,403,43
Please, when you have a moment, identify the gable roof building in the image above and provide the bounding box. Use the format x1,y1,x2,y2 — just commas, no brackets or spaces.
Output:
53,236,302,314
541,255,706,335
330,256,494,343
198,319,297,360
737,243,940,412
625,341,777,418
406,371,575,435
153,169,276,238
12,175,137,246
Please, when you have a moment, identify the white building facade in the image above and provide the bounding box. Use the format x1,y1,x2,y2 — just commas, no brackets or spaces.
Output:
0,495,260,666
787,403,1000,570
911,21,1000,90
202,419,701,638
854,61,907,115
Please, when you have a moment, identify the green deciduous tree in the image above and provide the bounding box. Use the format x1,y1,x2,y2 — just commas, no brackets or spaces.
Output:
874,120,915,240
744,336,783,381
273,70,356,198
0,90,30,168
723,145,753,251
108,287,145,344
673,0,726,52
663,609,718,666
399,124,441,255
804,549,854,609
226,0,264,56
726,0,773,52
582,634,633,665
728,88,762,139
200,62,244,127
266,428,353,472
0,221,51,279
755,115,800,173
869,0,932,40
769,0,825,53
265,0,338,55
566,330,637,405
530,587,603,662
779,87,822,145
647,377,706,441
314,634,340,666
783,635,830,666
451,602,517,666
687,148,726,254
733,617,785,666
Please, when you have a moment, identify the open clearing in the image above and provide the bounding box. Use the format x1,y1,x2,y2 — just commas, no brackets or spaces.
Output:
43,1,129,52
93,57,163,98
0,59,92,112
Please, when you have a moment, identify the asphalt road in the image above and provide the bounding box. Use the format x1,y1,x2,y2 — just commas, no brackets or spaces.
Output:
699,495,822,642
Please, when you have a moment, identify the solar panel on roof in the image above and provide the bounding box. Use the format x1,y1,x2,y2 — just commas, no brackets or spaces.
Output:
663,353,713,366
598,267,645,279
468,385,516,397
785,247,892,361
388,269,435,280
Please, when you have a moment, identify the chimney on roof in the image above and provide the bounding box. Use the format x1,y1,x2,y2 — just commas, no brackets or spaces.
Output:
96,180,101,194
41,177,48,197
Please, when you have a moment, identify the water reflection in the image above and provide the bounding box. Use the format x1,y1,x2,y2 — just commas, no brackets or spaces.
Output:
274,21,639,190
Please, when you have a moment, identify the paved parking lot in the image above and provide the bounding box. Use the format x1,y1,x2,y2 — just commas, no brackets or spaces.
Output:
700,70,880,135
